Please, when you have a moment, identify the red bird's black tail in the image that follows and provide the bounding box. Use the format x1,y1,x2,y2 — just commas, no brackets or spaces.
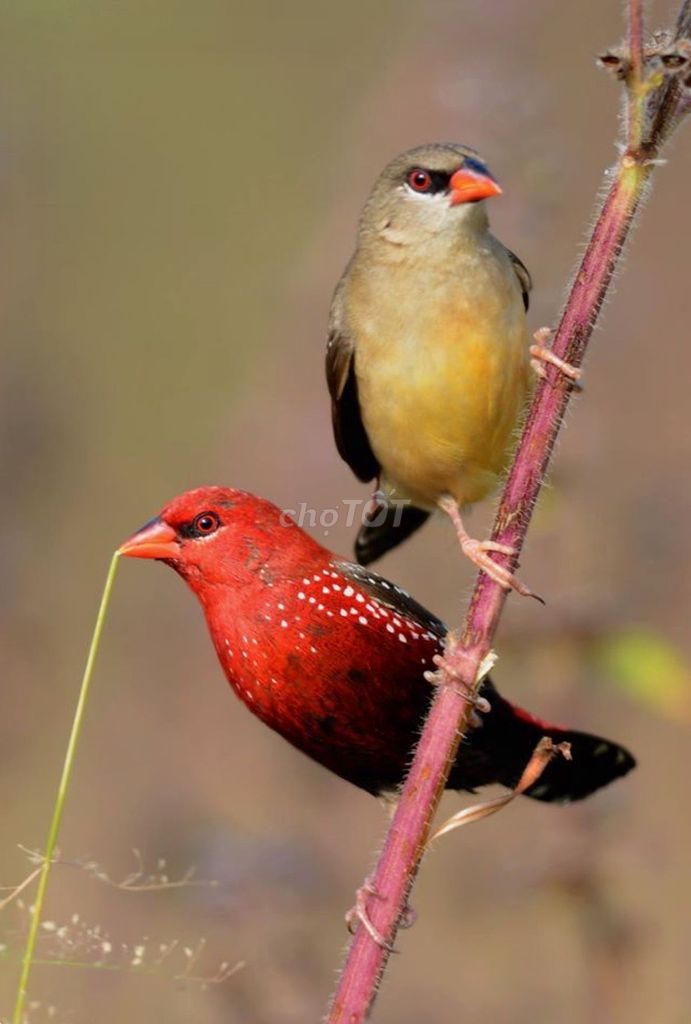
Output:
456,679,636,804
517,725,636,803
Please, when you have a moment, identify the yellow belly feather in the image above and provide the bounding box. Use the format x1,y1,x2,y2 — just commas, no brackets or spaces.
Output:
350,254,531,509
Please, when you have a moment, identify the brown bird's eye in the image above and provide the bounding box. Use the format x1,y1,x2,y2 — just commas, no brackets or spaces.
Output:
407,168,433,193
192,511,220,537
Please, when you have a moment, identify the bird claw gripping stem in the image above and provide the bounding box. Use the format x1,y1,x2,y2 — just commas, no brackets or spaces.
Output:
437,494,539,599
423,640,495,722
530,327,584,390
345,876,416,952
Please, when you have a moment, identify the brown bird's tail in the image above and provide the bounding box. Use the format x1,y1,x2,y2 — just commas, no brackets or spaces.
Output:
355,504,430,565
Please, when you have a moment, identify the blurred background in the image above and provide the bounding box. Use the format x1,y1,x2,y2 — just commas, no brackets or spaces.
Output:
1,1,690,1021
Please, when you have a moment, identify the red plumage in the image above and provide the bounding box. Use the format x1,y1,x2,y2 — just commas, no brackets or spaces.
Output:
120,486,635,803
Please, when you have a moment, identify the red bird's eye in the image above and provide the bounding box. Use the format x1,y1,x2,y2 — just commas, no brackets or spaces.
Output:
407,168,433,192
192,511,220,537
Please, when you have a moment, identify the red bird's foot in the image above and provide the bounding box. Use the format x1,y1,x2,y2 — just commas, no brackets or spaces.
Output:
530,327,583,390
424,651,492,720
345,877,396,952
345,877,417,951
438,496,537,600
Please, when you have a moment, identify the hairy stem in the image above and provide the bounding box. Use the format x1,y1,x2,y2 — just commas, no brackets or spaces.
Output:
327,4,689,1021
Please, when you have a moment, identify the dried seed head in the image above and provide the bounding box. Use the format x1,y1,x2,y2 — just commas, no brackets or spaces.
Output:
660,40,691,71
652,29,674,48
661,52,687,69
598,50,629,80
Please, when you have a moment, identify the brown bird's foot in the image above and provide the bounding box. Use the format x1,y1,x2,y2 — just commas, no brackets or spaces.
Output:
530,327,583,390
438,496,537,599
345,876,397,952
362,487,386,523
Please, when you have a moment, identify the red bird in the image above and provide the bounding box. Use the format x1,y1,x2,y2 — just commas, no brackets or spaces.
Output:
120,487,635,803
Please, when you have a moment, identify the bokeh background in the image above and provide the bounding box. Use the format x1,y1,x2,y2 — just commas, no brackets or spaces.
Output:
1,1,690,1021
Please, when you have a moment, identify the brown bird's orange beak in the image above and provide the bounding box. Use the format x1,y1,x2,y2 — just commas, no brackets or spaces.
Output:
449,166,502,205
119,518,180,560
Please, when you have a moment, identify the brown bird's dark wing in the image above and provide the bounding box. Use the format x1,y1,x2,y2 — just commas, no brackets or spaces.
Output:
325,284,379,483
325,328,379,483
506,247,532,312
327,272,430,563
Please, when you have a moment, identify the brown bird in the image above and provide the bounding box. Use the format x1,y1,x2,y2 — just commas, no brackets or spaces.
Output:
327,142,539,592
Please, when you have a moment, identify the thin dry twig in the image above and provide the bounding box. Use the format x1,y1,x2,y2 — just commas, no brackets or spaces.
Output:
429,738,571,842
0,847,217,918
0,867,43,913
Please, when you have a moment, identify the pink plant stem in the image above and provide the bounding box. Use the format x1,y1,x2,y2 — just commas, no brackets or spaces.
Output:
629,0,644,86
327,5,689,1021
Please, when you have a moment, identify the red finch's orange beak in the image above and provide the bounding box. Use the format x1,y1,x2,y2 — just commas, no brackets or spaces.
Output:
449,166,502,205
119,518,180,560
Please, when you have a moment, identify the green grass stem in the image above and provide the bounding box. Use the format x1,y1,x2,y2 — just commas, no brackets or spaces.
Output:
12,552,121,1024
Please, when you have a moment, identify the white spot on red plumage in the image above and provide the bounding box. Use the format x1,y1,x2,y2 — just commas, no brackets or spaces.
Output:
298,592,305,600
356,594,365,604
343,586,354,597
281,620,288,628
398,634,407,643
358,616,368,626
